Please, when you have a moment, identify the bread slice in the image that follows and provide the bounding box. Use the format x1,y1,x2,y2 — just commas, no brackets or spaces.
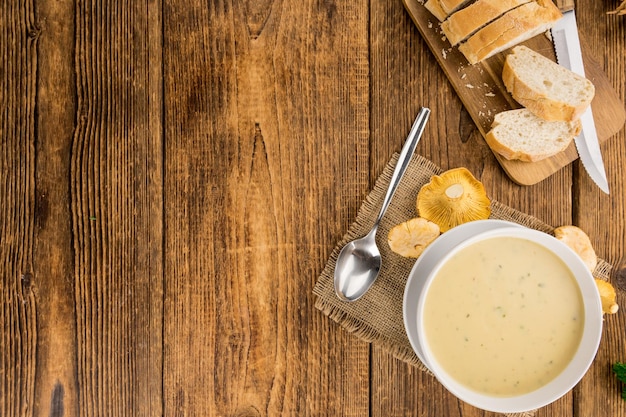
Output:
502,45,596,122
442,0,531,46
485,108,581,162
424,0,448,21
458,0,562,64
424,0,472,22
439,0,473,15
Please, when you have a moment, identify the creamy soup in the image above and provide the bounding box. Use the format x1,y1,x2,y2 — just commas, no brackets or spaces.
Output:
423,236,584,397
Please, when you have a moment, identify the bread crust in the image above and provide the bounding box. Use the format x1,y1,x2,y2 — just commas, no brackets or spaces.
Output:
485,109,581,162
425,0,472,21
439,0,473,15
424,0,448,21
484,130,571,162
502,46,595,122
458,0,561,64
442,0,530,46
484,131,538,162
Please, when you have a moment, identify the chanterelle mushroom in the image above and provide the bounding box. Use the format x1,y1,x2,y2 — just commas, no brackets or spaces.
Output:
554,224,618,315
387,217,440,258
595,279,619,315
554,225,598,272
417,167,491,232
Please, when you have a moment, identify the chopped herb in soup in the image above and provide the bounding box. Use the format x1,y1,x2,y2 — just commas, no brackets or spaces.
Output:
423,236,584,397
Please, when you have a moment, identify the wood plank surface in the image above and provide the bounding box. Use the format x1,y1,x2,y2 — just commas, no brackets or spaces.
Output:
161,0,370,415
69,1,163,415
1,1,38,415
33,0,79,414
1,0,626,416
1,0,164,415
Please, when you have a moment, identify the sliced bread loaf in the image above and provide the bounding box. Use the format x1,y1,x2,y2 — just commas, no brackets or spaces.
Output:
502,45,596,122
442,0,530,46
485,108,581,162
425,0,472,22
438,0,473,16
424,0,448,21
458,0,561,64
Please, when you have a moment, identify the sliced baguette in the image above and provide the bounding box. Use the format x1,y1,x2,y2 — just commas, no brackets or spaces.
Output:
439,0,473,15
458,0,562,64
425,0,472,22
485,108,581,162
424,0,448,21
442,0,531,46
502,45,596,122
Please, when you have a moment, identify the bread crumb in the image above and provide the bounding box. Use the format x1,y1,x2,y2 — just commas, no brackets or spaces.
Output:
465,84,474,88
544,30,552,42
485,92,495,97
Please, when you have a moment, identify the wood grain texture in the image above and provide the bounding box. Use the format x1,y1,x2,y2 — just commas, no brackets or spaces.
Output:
35,2,162,415
162,0,370,415
0,1,38,416
1,0,625,416
32,0,79,415
70,1,164,414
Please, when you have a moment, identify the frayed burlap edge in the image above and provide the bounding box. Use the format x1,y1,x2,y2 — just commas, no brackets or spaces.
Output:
314,296,432,374
313,153,614,417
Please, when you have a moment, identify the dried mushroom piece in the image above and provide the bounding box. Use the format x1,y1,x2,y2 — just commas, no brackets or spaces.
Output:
553,225,617,315
387,217,440,258
416,167,491,232
595,279,619,315
554,225,598,272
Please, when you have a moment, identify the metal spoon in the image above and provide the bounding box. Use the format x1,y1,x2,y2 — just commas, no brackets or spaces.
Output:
334,107,431,302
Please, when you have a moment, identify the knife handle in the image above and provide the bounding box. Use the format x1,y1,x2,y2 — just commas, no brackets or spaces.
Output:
554,0,574,12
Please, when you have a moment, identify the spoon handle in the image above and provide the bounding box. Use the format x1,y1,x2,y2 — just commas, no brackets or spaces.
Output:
374,107,430,227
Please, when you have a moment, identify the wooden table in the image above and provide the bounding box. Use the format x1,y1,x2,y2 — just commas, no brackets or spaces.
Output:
2,1,625,416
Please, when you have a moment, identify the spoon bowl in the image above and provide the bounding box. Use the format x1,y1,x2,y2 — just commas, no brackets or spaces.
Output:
334,228,381,301
333,108,430,301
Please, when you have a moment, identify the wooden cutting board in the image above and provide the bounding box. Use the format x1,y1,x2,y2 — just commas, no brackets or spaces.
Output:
403,0,626,185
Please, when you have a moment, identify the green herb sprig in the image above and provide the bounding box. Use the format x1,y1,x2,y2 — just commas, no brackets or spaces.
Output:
612,362,626,400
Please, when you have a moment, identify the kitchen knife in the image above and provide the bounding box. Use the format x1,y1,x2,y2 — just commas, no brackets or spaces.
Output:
551,10,609,194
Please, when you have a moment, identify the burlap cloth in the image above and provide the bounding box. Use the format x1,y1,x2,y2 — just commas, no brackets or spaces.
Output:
313,154,612,417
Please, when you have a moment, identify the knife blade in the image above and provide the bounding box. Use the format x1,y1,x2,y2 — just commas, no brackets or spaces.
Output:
551,10,609,194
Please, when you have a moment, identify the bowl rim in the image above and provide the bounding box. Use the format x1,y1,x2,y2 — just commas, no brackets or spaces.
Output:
414,226,603,413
